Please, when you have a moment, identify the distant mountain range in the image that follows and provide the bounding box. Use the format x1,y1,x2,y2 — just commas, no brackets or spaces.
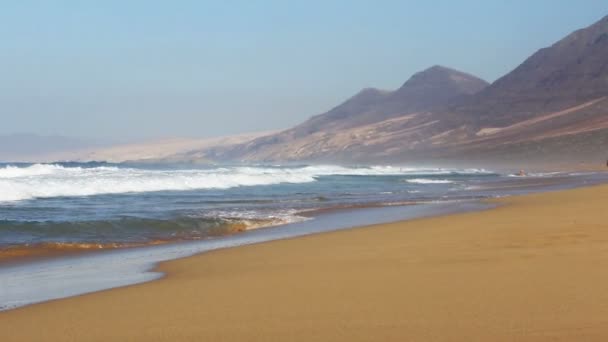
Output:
192,14,608,168
15,15,608,168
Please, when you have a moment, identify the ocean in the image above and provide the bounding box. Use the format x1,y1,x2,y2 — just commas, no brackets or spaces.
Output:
0,163,501,251
0,162,606,310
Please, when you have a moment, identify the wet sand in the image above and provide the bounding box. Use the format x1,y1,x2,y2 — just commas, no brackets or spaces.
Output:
0,244,83,266
1,184,608,341
0,241,168,267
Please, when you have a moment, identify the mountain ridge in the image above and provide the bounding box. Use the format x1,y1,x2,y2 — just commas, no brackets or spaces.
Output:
81,15,608,168
211,64,489,161
450,14,608,127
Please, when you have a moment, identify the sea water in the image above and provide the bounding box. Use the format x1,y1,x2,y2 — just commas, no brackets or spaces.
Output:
1,162,606,310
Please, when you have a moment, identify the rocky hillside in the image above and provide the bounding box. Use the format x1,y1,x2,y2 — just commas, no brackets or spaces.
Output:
153,15,608,167
292,65,488,135
436,14,608,164
205,66,489,162
452,14,608,127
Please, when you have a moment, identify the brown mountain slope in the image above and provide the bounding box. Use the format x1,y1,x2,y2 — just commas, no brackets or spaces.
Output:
451,14,608,127
206,66,488,161
211,98,607,164
292,65,488,135
178,15,608,166
432,14,608,166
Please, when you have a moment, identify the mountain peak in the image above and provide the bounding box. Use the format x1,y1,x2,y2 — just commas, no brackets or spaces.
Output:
395,65,489,98
286,66,487,136
200,15,608,165
413,65,476,77
422,65,459,73
353,87,390,97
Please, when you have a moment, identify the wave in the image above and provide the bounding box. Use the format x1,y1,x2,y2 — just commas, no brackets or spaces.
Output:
0,164,79,178
0,164,488,202
0,210,309,247
406,179,454,184
507,171,563,178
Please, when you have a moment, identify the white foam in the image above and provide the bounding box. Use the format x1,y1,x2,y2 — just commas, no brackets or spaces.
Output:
0,164,482,202
0,164,75,178
200,208,311,229
406,179,453,184
507,171,563,178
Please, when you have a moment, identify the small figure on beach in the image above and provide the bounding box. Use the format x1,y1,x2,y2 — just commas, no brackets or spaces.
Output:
516,169,527,177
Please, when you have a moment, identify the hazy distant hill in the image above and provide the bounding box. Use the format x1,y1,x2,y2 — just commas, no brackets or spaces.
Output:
0,134,106,162
68,131,275,164
0,132,275,164
192,14,608,167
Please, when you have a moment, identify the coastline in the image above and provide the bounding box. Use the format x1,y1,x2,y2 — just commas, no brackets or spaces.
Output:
0,200,488,311
1,183,608,340
2,168,604,266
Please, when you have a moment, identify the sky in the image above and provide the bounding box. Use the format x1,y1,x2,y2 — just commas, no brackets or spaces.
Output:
1,1,606,142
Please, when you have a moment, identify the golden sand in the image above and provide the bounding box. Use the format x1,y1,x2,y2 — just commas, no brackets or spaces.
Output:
1,185,608,341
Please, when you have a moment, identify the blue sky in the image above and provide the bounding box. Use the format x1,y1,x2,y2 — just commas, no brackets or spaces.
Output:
1,1,606,141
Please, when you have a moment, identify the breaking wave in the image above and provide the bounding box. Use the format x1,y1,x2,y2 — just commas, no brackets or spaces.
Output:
406,179,454,184
0,212,308,246
0,164,489,202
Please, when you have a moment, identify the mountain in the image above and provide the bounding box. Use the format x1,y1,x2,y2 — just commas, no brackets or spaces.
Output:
435,14,608,165
202,66,489,162
453,14,608,127
121,15,608,168
291,65,488,135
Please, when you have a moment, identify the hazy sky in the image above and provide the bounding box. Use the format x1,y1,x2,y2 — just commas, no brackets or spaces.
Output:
1,1,606,141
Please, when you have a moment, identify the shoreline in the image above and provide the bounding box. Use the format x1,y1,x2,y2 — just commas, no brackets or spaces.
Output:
0,200,488,311
2,183,608,340
1,170,607,311
2,169,604,266
0,200,450,267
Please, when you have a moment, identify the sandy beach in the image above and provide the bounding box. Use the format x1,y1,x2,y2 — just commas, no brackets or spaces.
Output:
1,184,608,341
